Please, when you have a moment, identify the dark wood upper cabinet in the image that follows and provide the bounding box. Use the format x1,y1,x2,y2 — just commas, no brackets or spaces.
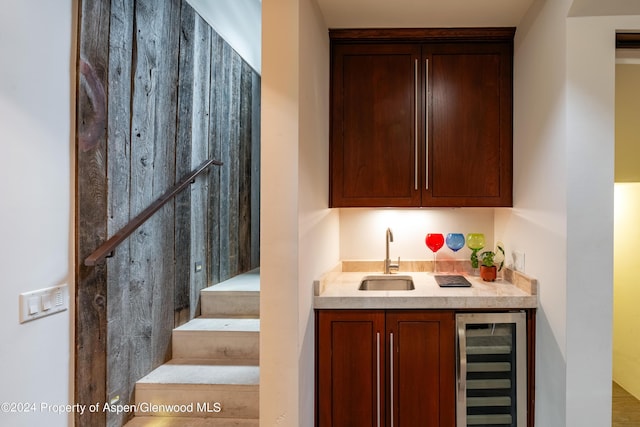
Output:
329,29,514,207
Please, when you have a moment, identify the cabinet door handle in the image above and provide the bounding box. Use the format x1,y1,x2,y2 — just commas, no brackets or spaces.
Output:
414,59,419,191
377,331,381,427
425,58,429,190
390,332,394,427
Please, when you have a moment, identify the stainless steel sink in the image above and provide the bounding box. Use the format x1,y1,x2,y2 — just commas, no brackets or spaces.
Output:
358,275,415,291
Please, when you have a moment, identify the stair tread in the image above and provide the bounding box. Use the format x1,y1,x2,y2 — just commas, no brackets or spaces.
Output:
137,364,259,386
175,318,259,333
202,269,260,294
125,417,258,426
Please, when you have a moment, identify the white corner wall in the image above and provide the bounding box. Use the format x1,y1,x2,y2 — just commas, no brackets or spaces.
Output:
260,0,301,423
498,2,640,425
565,16,615,425
297,0,338,424
564,14,640,426
261,0,337,425
0,1,74,427
495,1,571,422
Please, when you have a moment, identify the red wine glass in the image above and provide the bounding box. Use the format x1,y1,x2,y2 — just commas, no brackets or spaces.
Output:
425,233,445,273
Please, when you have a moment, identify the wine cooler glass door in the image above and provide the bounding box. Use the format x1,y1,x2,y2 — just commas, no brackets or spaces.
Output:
456,312,527,427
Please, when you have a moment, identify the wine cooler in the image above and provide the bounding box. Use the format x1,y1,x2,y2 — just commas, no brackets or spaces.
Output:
456,312,527,427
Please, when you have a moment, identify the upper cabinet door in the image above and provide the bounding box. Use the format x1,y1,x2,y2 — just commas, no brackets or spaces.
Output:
424,42,513,207
330,43,422,207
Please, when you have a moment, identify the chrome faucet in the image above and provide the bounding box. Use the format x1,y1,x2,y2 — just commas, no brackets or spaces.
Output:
384,228,400,274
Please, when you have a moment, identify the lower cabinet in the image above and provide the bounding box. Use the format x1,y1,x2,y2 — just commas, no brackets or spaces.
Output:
316,310,456,427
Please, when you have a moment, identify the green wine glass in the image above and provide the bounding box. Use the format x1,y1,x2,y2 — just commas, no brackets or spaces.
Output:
467,233,485,272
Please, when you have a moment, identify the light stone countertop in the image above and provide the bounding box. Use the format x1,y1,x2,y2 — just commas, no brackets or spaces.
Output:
313,261,538,310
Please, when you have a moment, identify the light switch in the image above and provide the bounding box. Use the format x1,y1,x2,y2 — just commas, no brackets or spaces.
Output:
513,251,525,272
28,296,40,315
19,284,68,323
42,294,52,311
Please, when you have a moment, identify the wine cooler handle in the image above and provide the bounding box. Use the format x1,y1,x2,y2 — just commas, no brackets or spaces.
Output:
457,323,467,426
376,332,381,427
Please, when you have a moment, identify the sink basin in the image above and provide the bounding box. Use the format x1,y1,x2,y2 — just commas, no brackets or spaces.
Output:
358,275,415,291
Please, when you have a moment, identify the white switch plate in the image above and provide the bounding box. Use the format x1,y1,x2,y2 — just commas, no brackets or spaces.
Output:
513,251,525,272
19,284,69,324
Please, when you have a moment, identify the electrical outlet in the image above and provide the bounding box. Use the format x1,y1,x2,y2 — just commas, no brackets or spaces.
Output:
513,251,525,272
19,284,68,324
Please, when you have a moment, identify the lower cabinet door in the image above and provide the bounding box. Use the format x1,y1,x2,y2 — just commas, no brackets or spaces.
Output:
317,310,455,427
317,310,386,427
387,311,456,427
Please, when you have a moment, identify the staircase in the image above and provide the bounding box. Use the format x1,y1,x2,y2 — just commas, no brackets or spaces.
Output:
125,269,260,426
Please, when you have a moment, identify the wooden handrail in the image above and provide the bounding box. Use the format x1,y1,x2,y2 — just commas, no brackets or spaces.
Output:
84,158,223,266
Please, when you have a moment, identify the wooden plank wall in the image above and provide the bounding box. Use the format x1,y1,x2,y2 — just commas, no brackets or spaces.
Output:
75,1,261,426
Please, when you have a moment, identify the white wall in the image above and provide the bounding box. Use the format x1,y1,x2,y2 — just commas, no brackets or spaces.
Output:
260,0,301,422
297,0,337,425
340,209,496,262
0,1,74,426
186,0,262,74
261,0,337,424
497,2,640,425
495,0,571,424
564,15,640,426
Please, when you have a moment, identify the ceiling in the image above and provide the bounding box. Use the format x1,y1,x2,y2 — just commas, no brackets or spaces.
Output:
569,0,640,17
185,0,640,76
315,0,536,29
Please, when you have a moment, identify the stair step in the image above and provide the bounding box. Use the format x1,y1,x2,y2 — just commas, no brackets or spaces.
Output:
201,269,260,318
135,364,259,419
172,318,260,364
124,416,258,426
136,363,259,386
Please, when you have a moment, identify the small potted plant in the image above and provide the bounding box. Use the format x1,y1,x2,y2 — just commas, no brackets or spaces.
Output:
479,242,505,282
